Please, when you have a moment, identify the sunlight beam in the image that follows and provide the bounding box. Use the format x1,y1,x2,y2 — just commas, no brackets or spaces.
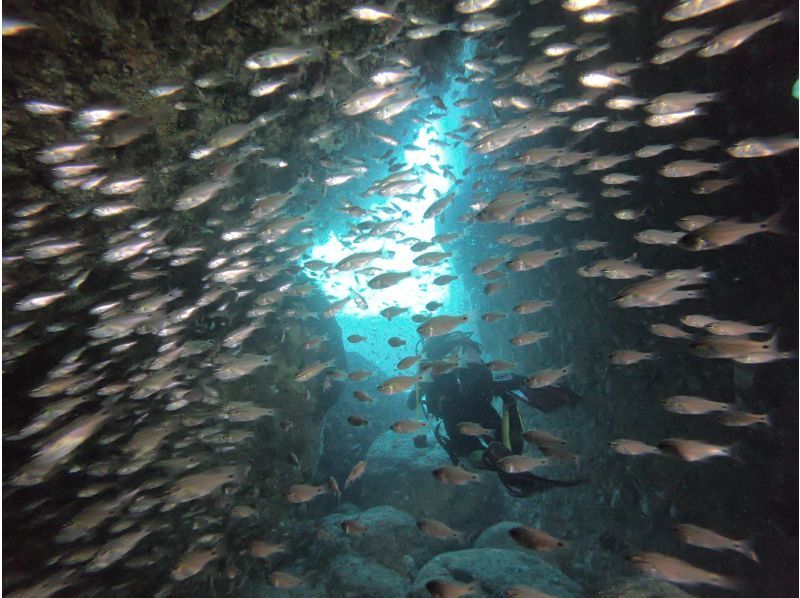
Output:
308,124,455,317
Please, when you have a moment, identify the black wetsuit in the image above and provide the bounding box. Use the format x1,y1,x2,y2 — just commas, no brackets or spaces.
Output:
420,361,585,496
424,362,502,457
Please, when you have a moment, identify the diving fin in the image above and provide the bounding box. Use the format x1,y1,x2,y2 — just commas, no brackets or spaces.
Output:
482,442,586,497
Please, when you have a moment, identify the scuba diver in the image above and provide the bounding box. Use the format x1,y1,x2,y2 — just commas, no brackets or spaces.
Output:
409,332,584,497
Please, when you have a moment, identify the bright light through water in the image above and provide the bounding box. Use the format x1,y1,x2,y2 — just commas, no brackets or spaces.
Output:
305,123,463,367
307,38,479,370
309,123,454,318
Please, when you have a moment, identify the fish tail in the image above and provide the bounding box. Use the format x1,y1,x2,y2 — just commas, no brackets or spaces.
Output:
767,9,791,25
251,113,271,127
765,211,787,235
698,269,715,281
737,538,760,563
711,573,742,592
726,441,747,464
766,334,780,353
326,477,340,497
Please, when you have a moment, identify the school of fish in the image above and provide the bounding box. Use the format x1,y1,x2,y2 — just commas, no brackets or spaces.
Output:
2,0,796,595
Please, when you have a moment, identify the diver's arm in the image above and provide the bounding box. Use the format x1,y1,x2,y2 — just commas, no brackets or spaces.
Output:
493,374,581,413
492,374,529,402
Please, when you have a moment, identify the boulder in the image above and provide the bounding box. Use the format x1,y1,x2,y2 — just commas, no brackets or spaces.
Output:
314,504,435,576
361,428,504,531
598,575,694,597
411,547,582,597
472,521,532,553
327,554,410,597
366,427,448,471
246,576,326,598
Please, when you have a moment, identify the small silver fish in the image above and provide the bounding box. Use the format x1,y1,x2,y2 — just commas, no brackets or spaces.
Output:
192,0,235,21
